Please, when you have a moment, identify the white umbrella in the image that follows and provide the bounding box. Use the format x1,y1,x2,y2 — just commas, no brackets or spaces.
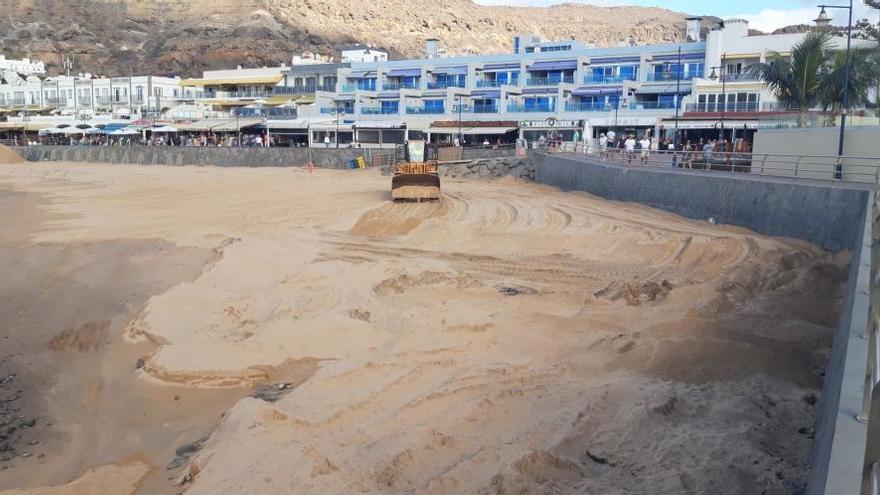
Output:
110,128,140,136
62,126,88,135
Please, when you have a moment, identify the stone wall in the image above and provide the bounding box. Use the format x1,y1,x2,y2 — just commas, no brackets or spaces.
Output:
532,151,874,495
11,145,372,169
441,155,534,180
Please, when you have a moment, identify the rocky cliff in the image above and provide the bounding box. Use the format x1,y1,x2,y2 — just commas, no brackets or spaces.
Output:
1,0,687,77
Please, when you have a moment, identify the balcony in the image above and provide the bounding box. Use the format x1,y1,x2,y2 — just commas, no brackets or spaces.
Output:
525,76,574,86
45,97,67,106
564,102,611,112
426,81,466,89
507,103,555,113
453,104,499,114
721,72,761,82
476,80,515,88
3,98,26,107
274,84,336,95
78,97,92,106
320,107,354,114
627,101,678,110
585,75,637,85
94,96,113,105
645,71,704,82
684,102,763,113
361,106,400,115
203,90,272,99
406,106,445,115
382,82,419,91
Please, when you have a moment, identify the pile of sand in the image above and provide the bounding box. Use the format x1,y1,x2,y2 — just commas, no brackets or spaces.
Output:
0,163,847,495
0,145,25,165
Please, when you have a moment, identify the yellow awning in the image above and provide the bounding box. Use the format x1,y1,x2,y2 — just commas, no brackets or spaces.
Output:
202,99,253,106
724,53,761,59
180,75,284,87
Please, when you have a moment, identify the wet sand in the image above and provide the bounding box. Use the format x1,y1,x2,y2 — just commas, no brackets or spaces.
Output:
0,150,847,494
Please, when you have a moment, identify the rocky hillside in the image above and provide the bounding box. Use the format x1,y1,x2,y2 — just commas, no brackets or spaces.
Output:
0,0,687,77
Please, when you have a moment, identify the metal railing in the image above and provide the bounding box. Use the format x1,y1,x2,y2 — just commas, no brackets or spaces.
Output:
564,102,612,112
405,106,445,115
585,75,638,85
645,71,704,82
476,80,516,88
382,82,419,90
361,106,399,115
525,76,574,86
539,140,880,184
453,104,499,114
203,90,272,99
273,84,336,95
426,81,466,89
507,103,556,113
684,102,763,113
627,101,679,110
319,107,353,114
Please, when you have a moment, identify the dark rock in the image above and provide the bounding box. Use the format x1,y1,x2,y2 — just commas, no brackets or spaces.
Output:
249,382,296,403
496,284,538,296
167,436,209,470
135,358,146,370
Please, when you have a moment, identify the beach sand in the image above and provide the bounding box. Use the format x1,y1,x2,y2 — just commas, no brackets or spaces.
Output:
0,148,847,494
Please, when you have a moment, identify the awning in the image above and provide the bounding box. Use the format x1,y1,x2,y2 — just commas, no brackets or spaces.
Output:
433,66,468,75
348,71,376,78
635,86,691,95
175,118,264,132
429,126,517,135
180,75,283,87
265,119,309,130
386,68,421,77
571,88,623,96
309,122,356,131
528,60,577,71
651,53,706,62
97,123,131,134
471,90,501,99
482,63,521,71
523,88,558,95
589,56,641,64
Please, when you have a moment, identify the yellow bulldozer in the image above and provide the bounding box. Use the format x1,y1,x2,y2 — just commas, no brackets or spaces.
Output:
391,140,441,201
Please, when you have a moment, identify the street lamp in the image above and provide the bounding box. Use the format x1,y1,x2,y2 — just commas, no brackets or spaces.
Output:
707,54,727,145
815,2,853,179
457,94,463,146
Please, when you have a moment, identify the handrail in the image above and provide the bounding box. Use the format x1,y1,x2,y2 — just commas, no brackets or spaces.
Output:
534,140,880,184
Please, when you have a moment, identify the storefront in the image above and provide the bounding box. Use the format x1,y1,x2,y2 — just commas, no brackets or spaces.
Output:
520,118,585,142
427,120,519,146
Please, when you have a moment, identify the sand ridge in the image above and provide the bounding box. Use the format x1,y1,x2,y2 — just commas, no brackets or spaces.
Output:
0,161,847,494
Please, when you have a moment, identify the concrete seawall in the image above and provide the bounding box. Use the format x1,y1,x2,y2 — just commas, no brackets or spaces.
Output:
533,152,873,495
12,145,369,169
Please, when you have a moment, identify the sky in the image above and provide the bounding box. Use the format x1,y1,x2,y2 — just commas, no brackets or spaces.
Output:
473,0,879,33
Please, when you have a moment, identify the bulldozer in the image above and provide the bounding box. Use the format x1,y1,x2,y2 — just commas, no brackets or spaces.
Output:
391,140,441,201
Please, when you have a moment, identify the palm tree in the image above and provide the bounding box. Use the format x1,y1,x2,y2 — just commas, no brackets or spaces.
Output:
820,47,880,124
746,31,833,127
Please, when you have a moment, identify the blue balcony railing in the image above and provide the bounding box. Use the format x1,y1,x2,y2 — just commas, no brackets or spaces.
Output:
645,71,703,82
426,81,466,89
453,104,499,113
627,101,678,110
564,102,611,112
507,103,555,113
476,80,517,88
273,84,336,94
406,106,445,115
525,76,574,86
585,75,637,85
382,82,419,90
320,107,354,114
361,106,400,115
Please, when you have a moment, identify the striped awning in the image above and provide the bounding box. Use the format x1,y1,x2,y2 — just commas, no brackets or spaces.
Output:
348,71,377,78
589,56,641,64
571,88,622,96
471,90,501,99
386,68,421,77
651,53,706,62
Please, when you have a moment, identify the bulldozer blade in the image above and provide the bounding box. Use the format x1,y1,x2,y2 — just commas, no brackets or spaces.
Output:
391,174,441,201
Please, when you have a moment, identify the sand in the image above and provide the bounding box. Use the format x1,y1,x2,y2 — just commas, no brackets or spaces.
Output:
0,154,847,494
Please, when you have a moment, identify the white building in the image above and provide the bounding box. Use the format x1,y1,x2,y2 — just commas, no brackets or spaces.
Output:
341,45,388,64
0,74,182,119
0,55,46,76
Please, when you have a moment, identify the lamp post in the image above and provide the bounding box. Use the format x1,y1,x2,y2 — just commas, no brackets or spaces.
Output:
336,101,341,149
457,94,463,146
707,54,727,145
815,2,853,179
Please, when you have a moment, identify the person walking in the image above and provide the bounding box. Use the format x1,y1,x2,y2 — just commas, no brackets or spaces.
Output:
639,135,651,165
624,134,636,165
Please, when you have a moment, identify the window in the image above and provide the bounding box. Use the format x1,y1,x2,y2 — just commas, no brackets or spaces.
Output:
619,65,638,81
380,100,399,114
424,99,444,113
591,66,614,83
356,78,376,91
525,47,535,53
306,77,316,87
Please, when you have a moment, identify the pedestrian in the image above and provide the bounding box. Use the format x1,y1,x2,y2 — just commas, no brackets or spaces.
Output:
324,134,331,148
598,132,608,158
639,135,651,165
624,134,636,164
